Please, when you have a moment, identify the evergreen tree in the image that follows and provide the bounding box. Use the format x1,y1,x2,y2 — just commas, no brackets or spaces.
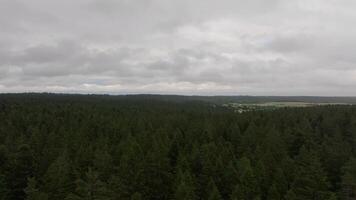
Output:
109,135,145,199
174,170,196,200
321,131,352,191
207,179,223,200
0,145,8,170
0,174,8,200
272,168,288,198
266,184,281,200
24,177,48,200
284,190,297,200
66,168,111,200
130,192,142,200
287,147,334,200
221,160,239,198
6,144,34,200
231,157,260,200
341,158,356,200
43,152,74,200
93,145,113,180
141,136,172,199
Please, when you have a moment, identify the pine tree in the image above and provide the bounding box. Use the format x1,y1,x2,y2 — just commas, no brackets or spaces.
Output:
66,168,111,200
341,158,356,200
231,157,260,200
272,168,288,198
287,147,334,200
284,190,297,200
141,136,172,199
321,131,352,191
207,179,222,200
109,135,145,199
6,144,34,200
24,177,48,200
266,184,280,200
0,145,8,170
93,145,113,180
0,174,8,200
174,170,196,200
29,126,48,177
221,160,239,198
130,192,142,200
43,152,74,200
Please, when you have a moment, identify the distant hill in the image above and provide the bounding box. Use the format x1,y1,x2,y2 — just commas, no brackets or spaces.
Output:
1,93,356,105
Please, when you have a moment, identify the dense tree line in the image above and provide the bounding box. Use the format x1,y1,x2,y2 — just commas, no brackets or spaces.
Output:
0,94,355,200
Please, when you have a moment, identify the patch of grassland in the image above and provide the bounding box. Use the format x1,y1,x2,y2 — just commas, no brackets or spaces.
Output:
223,102,351,113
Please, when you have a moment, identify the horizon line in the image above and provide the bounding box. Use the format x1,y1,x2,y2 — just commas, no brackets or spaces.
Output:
1,92,356,98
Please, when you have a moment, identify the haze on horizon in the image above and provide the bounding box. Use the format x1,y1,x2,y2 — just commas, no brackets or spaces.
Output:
1,0,356,96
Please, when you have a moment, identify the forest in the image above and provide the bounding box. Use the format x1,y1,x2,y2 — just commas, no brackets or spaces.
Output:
0,94,355,200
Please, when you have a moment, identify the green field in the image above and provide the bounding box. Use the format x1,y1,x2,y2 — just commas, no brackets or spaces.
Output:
223,101,352,113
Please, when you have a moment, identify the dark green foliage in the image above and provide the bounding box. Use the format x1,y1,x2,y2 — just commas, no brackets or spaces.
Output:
207,179,223,200
0,94,355,200
231,157,260,200
66,168,110,200
130,192,142,200
174,170,197,200
0,174,8,200
24,177,48,200
341,158,356,199
267,184,281,200
6,145,34,200
286,147,335,200
43,152,74,200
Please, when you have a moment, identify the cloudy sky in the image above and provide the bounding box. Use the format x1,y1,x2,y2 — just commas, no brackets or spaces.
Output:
1,0,356,95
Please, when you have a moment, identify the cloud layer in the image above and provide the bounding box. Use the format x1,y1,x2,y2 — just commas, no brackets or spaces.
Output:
1,0,356,95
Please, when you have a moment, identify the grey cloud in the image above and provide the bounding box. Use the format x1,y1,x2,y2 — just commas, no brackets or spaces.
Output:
20,41,82,64
263,35,315,53
1,0,356,95
1,41,134,77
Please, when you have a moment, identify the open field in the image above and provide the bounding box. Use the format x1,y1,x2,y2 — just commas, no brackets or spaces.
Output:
223,101,353,113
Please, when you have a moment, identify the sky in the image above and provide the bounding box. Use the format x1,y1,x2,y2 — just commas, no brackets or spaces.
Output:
1,0,356,95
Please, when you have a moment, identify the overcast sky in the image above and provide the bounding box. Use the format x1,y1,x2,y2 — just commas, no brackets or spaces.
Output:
1,0,356,95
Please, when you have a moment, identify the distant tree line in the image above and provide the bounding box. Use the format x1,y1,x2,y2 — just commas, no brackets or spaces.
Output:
0,94,355,200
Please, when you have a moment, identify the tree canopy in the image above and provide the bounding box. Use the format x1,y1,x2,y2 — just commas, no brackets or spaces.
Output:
0,94,355,200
